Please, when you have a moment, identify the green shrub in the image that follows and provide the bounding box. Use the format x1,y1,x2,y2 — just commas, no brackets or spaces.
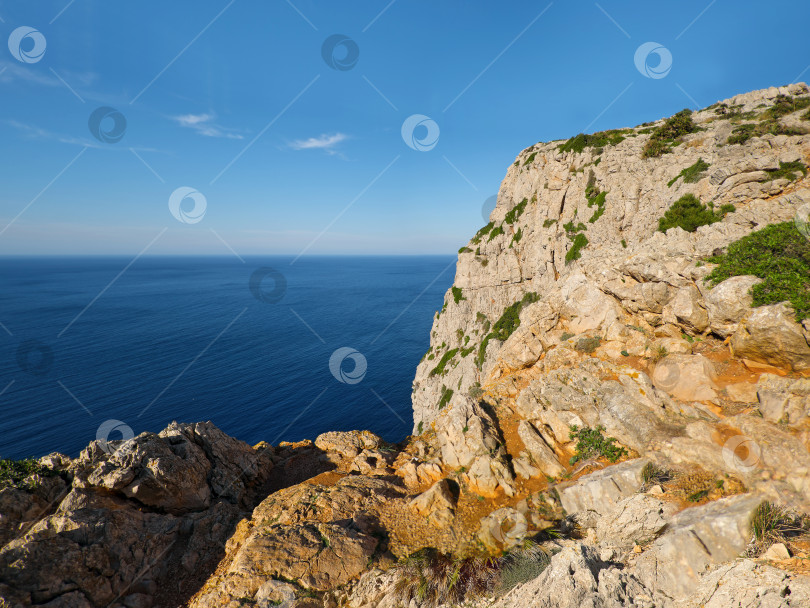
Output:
523,152,537,165
476,293,540,368
658,194,725,233
574,336,601,353
667,158,710,187
568,425,627,465
542,219,557,228
763,94,810,120
504,198,529,224
706,222,810,321
759,160,807,183
458,246,473,254
510,227,523,247
642,109,697,158
558,129,627,154
587,191,607,223
430,348,459,377
451,286,466,304
488,224,505,242
438,386,454,410
471,222,494,245
620,239,627,248
565,233,589,263
0,458,57,490
560,332,574,342
727,119,806,145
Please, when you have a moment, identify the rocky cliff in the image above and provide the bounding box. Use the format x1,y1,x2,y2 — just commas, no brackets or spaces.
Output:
3,83,810,608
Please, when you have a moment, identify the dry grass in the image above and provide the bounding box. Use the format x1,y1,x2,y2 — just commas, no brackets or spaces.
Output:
663,468,744,505
746,502,810,557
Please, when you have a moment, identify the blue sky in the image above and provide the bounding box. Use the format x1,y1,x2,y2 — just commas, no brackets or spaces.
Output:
0,0,808,255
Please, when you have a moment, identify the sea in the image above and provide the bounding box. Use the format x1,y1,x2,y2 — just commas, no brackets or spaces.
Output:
0,255,455,459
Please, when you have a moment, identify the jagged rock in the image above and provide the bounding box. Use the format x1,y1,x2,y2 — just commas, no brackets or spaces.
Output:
408,479,456,526
635,493,764,600
315,431,381,462
558,459,648,516
490,543,653,607
703,275,761,338
757,373,810,426
731,304,810,372
662,285,709,334
595,494,678,550
432,398,515,497
677,559,810,607
478,507,529,551
517,421,565,478
651,354,718,402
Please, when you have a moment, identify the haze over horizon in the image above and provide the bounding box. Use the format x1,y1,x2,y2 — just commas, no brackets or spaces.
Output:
1,0,808,256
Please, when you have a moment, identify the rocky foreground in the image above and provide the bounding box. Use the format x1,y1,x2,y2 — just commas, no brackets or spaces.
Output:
4,83,810,607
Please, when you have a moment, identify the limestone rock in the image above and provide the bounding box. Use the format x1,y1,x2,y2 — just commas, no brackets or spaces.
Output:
408,479,456,526
635,493,764,599
652,354,718,402
517,421,565,478
703,275,761,337
558,459,648,516
731,303,810,371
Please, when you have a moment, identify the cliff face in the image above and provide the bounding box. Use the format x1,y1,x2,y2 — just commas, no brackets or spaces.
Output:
413,82,810,435
4,83,810,608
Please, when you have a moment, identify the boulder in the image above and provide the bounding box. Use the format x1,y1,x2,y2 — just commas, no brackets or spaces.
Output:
635,493,764,599
731,303,810,372
652,354,718,402
408,479,456,526
703,275,761,338
558,459,648,516
517,421,565,478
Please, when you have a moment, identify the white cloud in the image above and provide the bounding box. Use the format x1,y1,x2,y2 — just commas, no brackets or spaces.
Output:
171,112,244,139
289,133,348,153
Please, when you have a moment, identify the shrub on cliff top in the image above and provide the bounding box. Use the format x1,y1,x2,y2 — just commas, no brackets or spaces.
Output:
558,129,627,154
658,194,732,233
642,109,698,158
0,458,57,490
706,222,810,322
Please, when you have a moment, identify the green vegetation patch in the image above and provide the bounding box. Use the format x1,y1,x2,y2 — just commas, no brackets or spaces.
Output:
476,293,540,368
667,158,710,187
563,219,589,263
0,458,57,490
510,227,523,247
759,160,807,183
558,129,628,154
542,219,557,228
438,386,454,410
568,425,627,465
642,109,698,158
504,198,529,224
458,246,473,254
430,348,459,377
523,151,537,166
727,118,806,145
763,94,810,120
658,194,733,233
451,286,466,304
488,224,505,242
706,222,810,322
470,222,494,245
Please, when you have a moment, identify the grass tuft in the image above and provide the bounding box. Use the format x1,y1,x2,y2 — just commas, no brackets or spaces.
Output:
568,425,627,465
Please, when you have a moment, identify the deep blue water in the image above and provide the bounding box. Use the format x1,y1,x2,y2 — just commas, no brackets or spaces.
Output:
0,256,455,459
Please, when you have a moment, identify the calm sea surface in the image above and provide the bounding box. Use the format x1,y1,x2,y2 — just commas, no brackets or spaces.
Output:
0,256,454,459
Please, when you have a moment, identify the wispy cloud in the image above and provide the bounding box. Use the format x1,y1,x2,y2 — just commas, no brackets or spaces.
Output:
289,132,348,154
171,112,244,139
0,60,98,89
5,120,158,152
